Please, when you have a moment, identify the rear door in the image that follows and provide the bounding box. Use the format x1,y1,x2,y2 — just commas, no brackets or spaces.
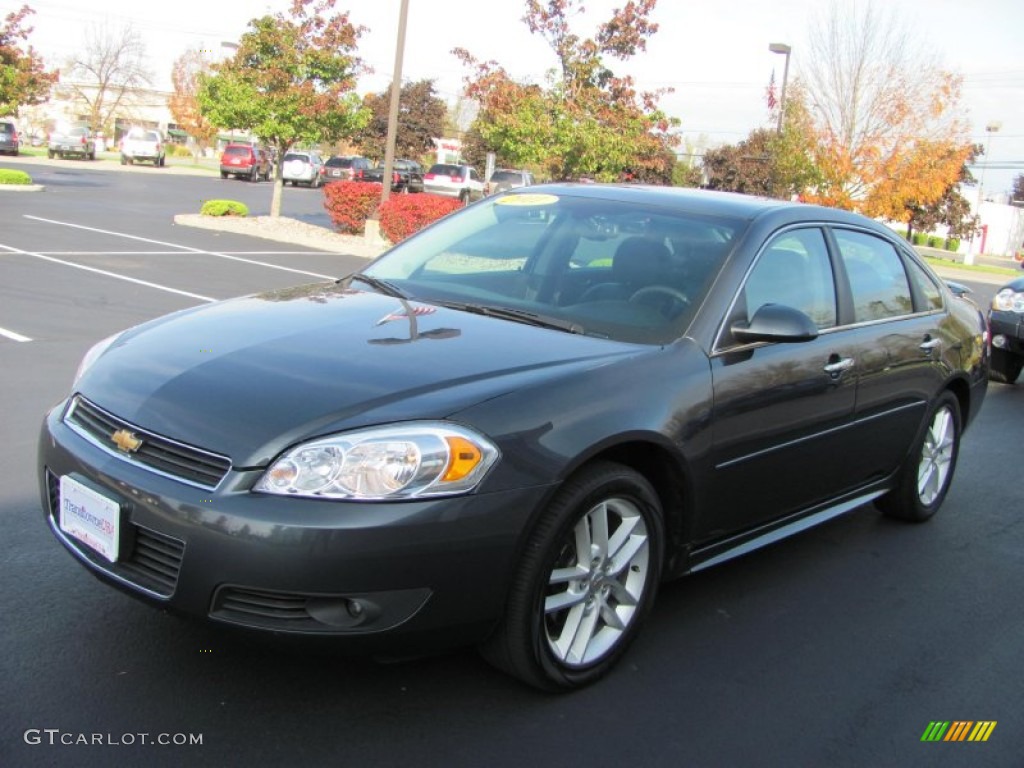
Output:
828,228,949,478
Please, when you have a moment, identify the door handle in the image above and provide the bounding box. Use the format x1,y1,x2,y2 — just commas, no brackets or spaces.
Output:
919,337,942,354
823,356,855,376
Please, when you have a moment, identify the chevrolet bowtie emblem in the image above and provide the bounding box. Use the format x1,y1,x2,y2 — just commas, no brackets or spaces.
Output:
111,429,143,453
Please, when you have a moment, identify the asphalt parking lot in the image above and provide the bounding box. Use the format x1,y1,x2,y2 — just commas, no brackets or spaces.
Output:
1,162,1022,768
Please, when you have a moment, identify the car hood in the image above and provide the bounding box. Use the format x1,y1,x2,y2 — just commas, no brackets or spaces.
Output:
77,283,642,466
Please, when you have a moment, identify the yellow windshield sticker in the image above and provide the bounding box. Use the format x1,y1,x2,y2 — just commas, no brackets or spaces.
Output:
494,193,559,206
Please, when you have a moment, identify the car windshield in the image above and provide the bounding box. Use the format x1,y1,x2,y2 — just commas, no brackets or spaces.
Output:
224,146,251,156
283,153,309,162
326,157,355,167
490,171,522,182
364,192,743,344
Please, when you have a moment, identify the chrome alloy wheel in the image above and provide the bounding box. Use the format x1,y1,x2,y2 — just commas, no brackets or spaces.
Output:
917,405,955,506
543,497,650,667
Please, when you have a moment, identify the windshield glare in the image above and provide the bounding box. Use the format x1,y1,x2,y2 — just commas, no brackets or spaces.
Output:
365,193,742,344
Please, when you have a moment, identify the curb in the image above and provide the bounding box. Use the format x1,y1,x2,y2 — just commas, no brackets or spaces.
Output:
0,183,44,192
173,214,387,259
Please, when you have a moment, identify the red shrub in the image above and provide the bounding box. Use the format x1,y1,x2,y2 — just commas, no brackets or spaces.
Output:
322,181,383,234
379,194,464,243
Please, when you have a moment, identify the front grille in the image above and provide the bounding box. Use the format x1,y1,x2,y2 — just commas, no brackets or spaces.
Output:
46,469,185,597
64,396,231,490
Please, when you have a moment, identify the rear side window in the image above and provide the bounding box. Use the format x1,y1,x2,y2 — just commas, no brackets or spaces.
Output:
834,230,913,322
904,256,944,311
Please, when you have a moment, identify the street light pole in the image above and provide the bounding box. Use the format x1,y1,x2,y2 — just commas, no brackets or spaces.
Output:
968,121,1001,265
769,43,791,135
380,0,410,207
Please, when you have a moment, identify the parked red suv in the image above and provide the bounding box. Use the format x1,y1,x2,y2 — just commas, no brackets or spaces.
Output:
219,143,272,181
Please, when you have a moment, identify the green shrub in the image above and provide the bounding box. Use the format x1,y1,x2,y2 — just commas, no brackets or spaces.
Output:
0,168,32,185
323,180,383,234
165,144,191,157
200,199,249,217
945,237,960,251
911,232,928,245
927,235,943,248
378,194,464,243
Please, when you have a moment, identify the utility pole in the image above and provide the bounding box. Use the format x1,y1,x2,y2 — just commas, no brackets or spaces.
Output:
380,0,410,207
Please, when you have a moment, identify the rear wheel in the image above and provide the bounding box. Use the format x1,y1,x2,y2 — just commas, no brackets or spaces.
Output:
120,155,126,165
220,171,228,179
250,167,259,182
877,391,961,522
481,461,663,690
989,348,1023,384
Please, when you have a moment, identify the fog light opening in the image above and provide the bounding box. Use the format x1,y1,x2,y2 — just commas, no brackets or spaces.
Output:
992,334,1007,349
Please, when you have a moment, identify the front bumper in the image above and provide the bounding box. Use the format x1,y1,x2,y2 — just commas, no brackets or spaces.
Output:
39,402,549,650
989,310,1024,354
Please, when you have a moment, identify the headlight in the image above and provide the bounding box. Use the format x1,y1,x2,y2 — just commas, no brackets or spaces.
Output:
73,333,121,386
993,288,1024,313
254,423,500,500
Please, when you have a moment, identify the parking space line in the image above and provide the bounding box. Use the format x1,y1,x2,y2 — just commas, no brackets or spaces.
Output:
0,243,216,302
0,325,32,342
24,215,337,279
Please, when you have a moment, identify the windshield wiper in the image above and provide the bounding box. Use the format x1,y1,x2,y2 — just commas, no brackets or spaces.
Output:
338,273,409,299
436,300,584,335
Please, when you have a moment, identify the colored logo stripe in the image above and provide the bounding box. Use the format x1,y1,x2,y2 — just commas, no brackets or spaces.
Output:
921,721,996,742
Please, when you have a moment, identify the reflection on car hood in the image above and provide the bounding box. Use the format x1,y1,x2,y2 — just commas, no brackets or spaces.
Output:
77,283,641,466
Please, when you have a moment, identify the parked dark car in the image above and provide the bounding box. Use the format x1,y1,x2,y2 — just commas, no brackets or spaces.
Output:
360,159,424,193
988,275,1024,383
39,185,989,691
0,119,19,155
323,155,372,181
219,143,272,181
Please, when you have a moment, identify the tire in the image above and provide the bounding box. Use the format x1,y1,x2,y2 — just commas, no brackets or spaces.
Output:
459,189,469,205
250,167,259,182
877,391,961,522
89,150,95,160
120,155,126,165
158,156,165,167
47,149,55,159
989,348,1023,384
480,461,664,691
220,171,228,179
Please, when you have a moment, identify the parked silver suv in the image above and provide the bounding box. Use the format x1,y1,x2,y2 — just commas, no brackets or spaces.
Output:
485,168,534,195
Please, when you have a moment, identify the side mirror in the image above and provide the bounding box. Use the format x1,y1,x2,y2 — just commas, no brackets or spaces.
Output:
731,303,819,344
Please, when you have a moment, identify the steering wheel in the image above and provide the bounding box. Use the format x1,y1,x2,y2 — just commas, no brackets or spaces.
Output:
628,285,690,317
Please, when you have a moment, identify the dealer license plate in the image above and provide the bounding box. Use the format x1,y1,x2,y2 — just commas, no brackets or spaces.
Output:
59,476,120,562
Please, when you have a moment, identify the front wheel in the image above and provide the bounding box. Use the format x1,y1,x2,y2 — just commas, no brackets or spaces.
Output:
877,391,961,522
481,461,663,690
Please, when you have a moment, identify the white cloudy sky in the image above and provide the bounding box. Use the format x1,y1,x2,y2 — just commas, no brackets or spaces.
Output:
13,0,1024,194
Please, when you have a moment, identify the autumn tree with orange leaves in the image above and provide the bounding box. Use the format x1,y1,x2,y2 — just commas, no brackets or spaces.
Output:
799,2,975,228
169,48,218,160
455,0,678,182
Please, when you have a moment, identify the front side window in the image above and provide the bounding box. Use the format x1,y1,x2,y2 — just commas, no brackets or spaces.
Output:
740,228,837,331
834,230,913,322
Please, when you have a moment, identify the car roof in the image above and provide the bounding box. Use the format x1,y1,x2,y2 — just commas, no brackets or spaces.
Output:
514,182,887,229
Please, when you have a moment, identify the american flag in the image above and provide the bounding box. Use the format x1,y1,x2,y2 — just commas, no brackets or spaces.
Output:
376,305,438,325
766,69,778,111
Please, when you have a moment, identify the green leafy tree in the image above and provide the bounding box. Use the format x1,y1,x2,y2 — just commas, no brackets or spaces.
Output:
455,0,678,182
356,79,446,163
0,5,57,117
198,0,369,216
904,145,980,242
